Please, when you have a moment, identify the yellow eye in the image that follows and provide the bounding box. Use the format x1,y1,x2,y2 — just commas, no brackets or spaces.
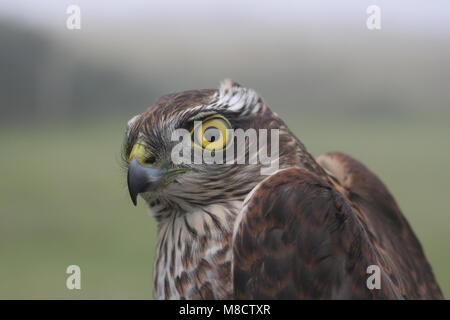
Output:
192,116,232,151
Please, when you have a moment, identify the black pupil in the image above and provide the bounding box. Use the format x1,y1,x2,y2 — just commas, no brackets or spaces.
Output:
204,127,220,142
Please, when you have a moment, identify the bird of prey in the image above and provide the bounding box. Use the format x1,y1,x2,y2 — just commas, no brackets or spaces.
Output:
123,79,442,299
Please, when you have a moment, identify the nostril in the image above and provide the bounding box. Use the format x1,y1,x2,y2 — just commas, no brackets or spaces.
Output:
145,156,156,165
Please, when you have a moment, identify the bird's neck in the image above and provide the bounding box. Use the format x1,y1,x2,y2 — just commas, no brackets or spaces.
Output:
152,200,241,299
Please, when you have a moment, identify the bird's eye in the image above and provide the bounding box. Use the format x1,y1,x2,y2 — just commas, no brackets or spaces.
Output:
192,116,232,151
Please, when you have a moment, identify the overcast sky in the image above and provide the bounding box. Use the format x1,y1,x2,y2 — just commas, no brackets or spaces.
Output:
1,0,449,37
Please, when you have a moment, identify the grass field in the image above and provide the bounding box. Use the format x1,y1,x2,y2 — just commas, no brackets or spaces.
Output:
0,114,449,299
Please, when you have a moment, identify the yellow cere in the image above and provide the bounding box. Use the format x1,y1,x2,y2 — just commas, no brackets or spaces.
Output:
193,116,232,151
128,139,149,164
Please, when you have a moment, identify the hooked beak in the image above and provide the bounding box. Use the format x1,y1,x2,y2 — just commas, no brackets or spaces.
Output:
127,158,164,206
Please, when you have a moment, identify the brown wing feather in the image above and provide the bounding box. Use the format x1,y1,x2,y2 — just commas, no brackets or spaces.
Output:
317,152,443,299
232,165,442,299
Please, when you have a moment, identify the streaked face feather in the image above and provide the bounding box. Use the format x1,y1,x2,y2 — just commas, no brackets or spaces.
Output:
122,79,317,299
123,80,297,214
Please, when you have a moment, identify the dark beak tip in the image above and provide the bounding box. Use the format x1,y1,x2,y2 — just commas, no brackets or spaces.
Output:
127,158,163,207
131,194,138,206
127,161,139,206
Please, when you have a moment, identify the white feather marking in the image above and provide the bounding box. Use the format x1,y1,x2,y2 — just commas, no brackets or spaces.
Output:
126,114,141,137
153,201,241,299
208,79,261,113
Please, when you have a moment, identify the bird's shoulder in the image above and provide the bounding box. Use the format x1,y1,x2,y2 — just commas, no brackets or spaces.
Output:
232,154,443,299
316,151,443,299
232,166,401,299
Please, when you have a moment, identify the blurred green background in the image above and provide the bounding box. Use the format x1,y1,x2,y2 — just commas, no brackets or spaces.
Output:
0,1,449,299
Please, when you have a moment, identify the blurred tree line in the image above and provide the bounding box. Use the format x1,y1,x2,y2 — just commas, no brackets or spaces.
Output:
2,17,449,125
0,20,155,123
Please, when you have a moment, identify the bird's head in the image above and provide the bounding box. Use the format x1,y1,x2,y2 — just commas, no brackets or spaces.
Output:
122,80,302,216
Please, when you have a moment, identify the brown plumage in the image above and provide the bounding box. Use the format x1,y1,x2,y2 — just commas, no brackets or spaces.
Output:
233,156,442,299
123,79,442,299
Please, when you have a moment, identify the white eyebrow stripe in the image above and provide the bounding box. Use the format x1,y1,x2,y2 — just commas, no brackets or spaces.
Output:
126,114,141,137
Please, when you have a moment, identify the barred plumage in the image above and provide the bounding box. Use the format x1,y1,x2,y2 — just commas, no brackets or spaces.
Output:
123,80,442,299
